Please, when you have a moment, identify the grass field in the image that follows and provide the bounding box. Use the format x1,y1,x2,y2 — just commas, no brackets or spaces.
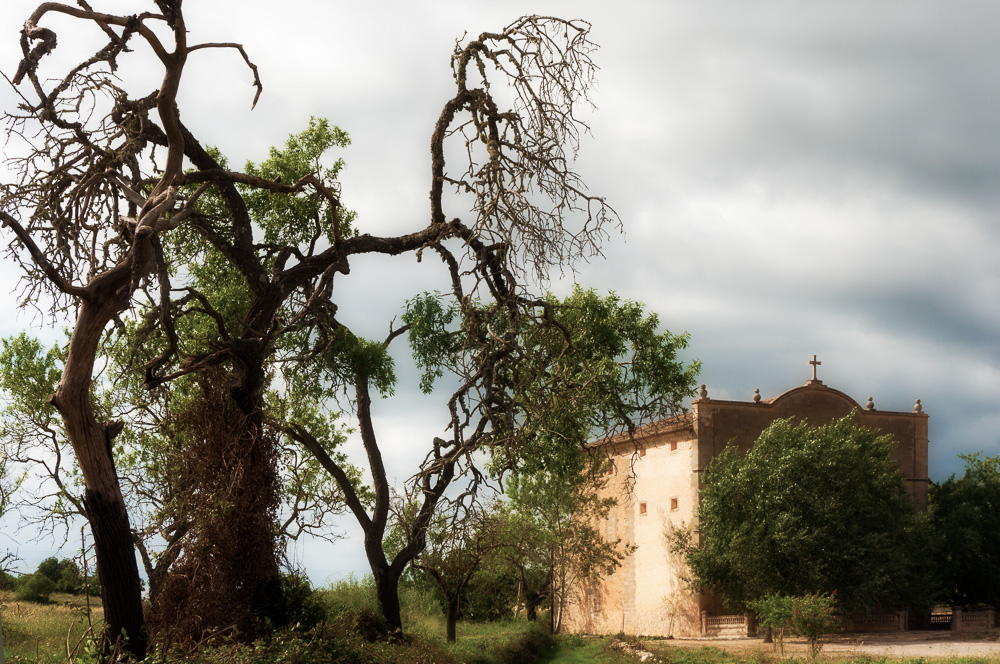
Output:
4,585,1000,664
1,590,103,663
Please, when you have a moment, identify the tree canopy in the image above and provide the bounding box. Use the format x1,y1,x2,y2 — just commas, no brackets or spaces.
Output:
929,452,1000,607
678,414,928,612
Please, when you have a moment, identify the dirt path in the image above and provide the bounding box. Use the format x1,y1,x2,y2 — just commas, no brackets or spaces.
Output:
648,631,1000,658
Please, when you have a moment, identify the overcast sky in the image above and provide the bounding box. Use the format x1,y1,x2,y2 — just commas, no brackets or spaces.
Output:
2,1,998,583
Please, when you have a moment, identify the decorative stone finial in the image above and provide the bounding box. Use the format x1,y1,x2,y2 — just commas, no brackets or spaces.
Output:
753,388,761,403
866,396,874,411
914,399,923,413
699,384,708,400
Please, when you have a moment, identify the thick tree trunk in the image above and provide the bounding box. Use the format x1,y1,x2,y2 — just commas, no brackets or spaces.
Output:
148,367,285,643
373,565,403,635
84,489,146,657
525,595,540,622
446,597,459,642
236,413,285,626
53,296,146,660
231,351,286,626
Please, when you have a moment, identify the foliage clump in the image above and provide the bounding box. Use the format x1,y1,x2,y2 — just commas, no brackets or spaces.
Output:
930,452,1000,607
675,414,928,612
790,592,840,658
750,592,840,657
13,573,56,603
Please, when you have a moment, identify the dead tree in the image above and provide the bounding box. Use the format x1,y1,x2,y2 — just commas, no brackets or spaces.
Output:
0,2,326,656
3,5,690,645
120,13,626,638
277,17,637,635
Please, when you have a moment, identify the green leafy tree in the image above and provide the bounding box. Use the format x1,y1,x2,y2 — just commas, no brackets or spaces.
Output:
503,460,636,634
364,285,694,635
404,502,499,642
929,453,1000,606
35,558,60,585
488,504,553,622
749,592,840,657
679,414,927,612
460,548,521,622
35,557,81,594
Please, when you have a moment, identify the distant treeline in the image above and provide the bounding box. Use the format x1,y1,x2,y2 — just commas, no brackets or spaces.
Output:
0,556,100,603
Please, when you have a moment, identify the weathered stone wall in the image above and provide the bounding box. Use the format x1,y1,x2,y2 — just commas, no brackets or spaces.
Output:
561,424,702,636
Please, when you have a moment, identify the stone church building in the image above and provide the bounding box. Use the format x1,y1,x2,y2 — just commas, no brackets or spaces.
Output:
560,357,929,637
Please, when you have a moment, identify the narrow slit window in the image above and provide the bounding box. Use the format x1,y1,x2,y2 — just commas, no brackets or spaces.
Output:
670,497,679,511
639,446,646,458
639,502,648,516
669,441,678,452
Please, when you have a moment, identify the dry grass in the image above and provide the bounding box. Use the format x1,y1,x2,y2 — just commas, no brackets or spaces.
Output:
1,590,104,663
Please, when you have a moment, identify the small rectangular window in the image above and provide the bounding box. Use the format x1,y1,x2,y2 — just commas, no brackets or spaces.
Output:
670,497,679,511
639,502,647,516
639,446,646,458
669,441,678,452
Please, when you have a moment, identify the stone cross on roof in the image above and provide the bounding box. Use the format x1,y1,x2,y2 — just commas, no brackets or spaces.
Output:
808,354,822,383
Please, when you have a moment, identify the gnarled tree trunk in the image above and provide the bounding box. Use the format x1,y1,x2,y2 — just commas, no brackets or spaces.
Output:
52,295,146,658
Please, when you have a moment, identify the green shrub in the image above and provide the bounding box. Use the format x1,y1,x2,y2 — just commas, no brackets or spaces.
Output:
790,592,840,658
0,569,16,590
317,576,394,643
279,571,328,628
14,572,56,603
399,584,444,633
477,621,554,664
320,575,378,619
749,593,795,653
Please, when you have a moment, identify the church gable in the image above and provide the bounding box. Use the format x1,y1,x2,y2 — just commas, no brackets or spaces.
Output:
692,359,929,505
766,383,863,418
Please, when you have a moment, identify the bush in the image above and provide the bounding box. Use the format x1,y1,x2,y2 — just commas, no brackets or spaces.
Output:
320,576,378,619
14,572,56,603
749,593,794,653
57,561,83,594
318,576,392,643
0,569,16,590
790,592,840,658
279,571,328,628
478,621,554,664
35,557,60,583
